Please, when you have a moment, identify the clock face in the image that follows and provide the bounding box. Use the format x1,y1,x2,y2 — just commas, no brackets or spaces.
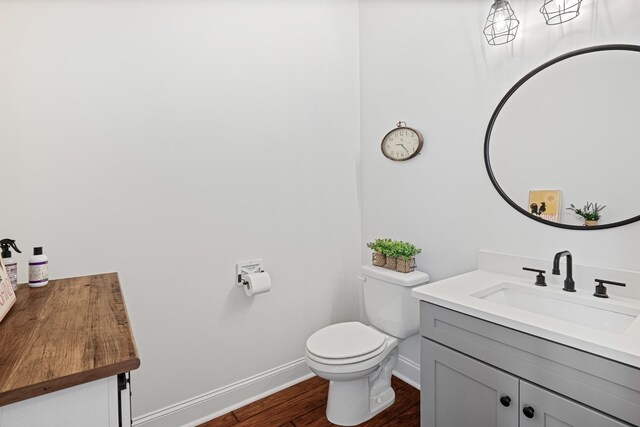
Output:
381,127,423,161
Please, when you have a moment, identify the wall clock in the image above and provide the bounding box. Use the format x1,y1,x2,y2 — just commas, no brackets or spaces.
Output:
381,121,424,161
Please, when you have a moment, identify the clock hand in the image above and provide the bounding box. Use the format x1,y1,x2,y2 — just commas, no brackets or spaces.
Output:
396,143,409,153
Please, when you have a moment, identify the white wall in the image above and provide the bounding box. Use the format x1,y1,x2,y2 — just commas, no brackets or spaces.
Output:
360,0,640,365
0,0,361,420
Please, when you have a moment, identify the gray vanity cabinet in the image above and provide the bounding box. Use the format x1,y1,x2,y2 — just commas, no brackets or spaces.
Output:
422,339,628,427
420,302,640,427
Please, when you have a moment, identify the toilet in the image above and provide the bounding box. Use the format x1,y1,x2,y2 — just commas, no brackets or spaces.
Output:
304,265,429,426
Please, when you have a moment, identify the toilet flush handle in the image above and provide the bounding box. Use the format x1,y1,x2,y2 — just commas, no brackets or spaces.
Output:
357,276,367,282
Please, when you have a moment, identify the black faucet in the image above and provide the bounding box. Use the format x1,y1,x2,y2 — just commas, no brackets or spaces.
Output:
552,250,576,292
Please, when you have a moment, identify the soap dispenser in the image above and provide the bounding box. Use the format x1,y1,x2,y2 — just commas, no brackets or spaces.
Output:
28,247,49,288
1,239,22,290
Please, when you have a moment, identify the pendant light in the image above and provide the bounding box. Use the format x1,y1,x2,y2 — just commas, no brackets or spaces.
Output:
484,0,520,46
540,0,582,25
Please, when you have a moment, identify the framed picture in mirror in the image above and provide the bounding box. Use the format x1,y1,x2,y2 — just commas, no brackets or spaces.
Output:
528,190,561,223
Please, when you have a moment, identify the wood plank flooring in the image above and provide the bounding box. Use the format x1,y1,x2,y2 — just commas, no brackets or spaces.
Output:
199,375,420,427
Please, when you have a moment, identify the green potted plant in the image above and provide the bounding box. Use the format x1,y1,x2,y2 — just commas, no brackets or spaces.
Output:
367,238,391,267
367,238,423,272
380,239,398,270
566,202,606,226
394,241,422,273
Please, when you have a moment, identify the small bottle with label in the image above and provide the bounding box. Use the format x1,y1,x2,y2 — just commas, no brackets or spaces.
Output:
1,239,22,290
28,247,49,288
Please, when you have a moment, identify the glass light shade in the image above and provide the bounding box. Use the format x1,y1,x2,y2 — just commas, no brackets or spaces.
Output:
484,0,520,46
540,0,583,25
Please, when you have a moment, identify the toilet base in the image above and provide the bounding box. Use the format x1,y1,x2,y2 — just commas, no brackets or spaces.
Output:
325,348,398,426
326,379,395,426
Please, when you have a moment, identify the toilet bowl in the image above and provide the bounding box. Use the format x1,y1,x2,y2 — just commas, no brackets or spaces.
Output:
304,265,429,426
305,322,400,426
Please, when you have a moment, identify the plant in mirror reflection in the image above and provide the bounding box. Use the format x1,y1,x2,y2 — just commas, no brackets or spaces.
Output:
566,202,606,221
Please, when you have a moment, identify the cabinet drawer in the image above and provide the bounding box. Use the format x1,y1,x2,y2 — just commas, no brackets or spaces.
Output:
420,301,640,426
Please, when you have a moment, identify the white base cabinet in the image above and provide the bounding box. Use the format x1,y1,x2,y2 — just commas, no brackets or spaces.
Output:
0,373,132,427
420,302,640,427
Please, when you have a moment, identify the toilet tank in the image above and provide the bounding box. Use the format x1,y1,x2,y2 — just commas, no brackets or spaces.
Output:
361,265,430,339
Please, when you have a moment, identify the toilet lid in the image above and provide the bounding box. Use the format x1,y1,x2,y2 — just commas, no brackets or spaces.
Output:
306,322,386,360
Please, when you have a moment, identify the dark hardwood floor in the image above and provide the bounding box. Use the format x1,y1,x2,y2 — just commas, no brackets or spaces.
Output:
199,375,420,427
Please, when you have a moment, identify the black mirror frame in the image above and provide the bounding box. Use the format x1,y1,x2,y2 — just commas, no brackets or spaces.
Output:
484,44,640,231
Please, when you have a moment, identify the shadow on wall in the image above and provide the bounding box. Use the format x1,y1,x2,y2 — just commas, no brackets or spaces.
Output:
219,268,362,331
330,272,363,326
222,276,258,320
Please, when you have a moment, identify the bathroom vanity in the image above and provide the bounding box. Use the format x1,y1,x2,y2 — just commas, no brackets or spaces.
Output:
410,43,640,426
413,255,640,427
0,273,140,427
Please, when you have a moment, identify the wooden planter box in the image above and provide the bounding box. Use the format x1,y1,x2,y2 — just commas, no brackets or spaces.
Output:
384,256,397,270
371,253,417,274
372,252,386,267
396,257,416,273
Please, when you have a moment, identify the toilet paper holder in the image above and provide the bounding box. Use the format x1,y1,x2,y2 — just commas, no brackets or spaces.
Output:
236,259,264,287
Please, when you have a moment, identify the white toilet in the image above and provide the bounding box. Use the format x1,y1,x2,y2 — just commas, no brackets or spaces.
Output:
304,265,429,426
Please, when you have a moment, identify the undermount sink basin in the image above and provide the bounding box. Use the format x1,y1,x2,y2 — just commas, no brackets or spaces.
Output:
473,283,640,334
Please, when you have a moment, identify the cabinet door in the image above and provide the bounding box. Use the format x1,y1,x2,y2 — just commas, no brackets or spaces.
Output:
0,377,119,427
520,381,630,427
421,338,519,427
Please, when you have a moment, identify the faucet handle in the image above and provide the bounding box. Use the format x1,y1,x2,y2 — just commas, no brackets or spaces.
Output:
593,279,626,298
523,267,547,287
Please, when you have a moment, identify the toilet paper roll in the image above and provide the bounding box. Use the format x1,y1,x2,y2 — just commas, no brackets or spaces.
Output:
244,272,271,296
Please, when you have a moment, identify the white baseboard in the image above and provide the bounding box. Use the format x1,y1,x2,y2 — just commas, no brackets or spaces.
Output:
133,354,420,427
393,355,421,390
132,358,313,427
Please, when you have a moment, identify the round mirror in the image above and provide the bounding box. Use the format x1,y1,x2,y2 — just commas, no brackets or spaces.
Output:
485,45,640,230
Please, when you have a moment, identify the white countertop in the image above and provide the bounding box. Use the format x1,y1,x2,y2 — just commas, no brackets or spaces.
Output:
412,269,640,368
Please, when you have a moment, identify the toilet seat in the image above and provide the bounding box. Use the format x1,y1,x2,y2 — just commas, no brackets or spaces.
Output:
306,322,387,365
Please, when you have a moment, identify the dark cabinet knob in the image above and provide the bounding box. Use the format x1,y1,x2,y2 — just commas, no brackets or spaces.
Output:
522,405,535,418
500,396,511,407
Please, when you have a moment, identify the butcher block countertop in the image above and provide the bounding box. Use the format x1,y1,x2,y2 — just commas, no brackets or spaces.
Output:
0,273,140,406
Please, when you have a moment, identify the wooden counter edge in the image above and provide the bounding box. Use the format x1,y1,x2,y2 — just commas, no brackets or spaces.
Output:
0,357,141,407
